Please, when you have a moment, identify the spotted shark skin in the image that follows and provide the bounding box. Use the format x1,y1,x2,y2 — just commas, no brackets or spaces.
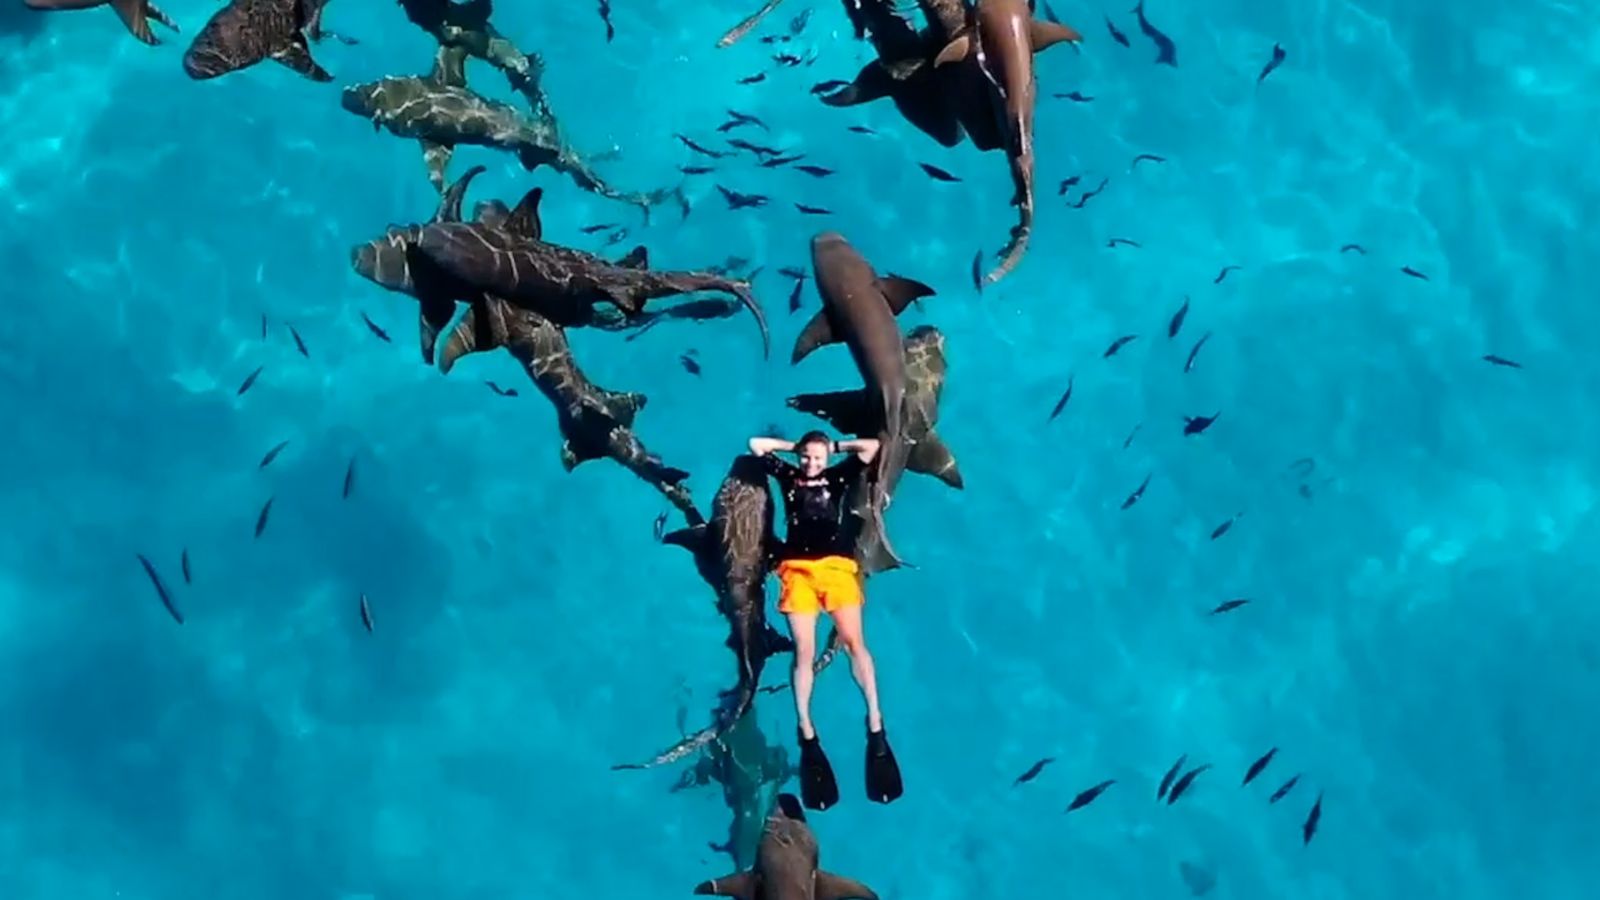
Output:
182,0,334,82
614,454,796,771
21,0,178,46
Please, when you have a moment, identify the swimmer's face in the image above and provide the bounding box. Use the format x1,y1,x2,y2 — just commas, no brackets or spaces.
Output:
798,440,831,477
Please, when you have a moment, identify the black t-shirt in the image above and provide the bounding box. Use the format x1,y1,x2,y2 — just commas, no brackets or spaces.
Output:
761,453,867,561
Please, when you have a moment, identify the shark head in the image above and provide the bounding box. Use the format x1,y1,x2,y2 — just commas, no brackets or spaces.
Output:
339,81,386,119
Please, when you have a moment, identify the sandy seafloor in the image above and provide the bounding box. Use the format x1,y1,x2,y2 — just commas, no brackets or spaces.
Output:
2,0,1599,897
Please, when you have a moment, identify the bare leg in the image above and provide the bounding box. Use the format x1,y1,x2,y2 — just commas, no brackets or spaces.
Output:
829,604,882,731
786,611,819,738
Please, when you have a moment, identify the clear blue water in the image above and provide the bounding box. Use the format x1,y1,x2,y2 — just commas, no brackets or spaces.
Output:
3,1,1598,897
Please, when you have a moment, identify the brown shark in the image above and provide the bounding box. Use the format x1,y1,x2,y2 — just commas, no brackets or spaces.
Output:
615,454,794,771
407,199,771,357
693,793,878,900
341,45,660,210
934,0,1081,285
397,0,548,118
182,0,335,82
21,0,177,45
792,232,934,572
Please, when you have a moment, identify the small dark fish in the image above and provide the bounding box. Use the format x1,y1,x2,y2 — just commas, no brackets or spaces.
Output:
1302,792,1323,845
136,554,184,625
1123,424,1141,449
1131,1,1178,66
1105,14,1129,47
787,279,805,313
1483,354,1523,369
1214,265,1241,284
1131,153,1166,169
1039,0,1064,24
679,165,715,175
1210,598,1250,615
342,458,356,499
1184,332,1211,373
716,186,769,209
718,109,769,132
1257,43,1286,84
971,250,984,292
653,511,669,541
795,165,835,178
919,162,961,182
1066,779,1116,812
1166,764,1211,804
1401,266,1429,280
288,324,309,358
1289,457,1316,477
680,354,702,375
676,134,729,158
811,79,849,95
1121,473,1152,510
1242,747,1278,786
580,223,620,234
1104,334,1138,357
360,311,391,342
1340,243,1366,255
604,228,631,247
1048,375,1074,421
1183,412,1220,436
760,154,806,168
778,266,807,280
1057,175,1082,195
794,203,832,215
259,314,268,340
359,593,374,632
1168,296,1190,338
1269,774,1301,804
1106,237,1141,249
259,439,291,469
1209,513,1240,540
1054,91,1094,102
485,381,519,397
597,0,615,41
254,498,274,539
773,51,805,66
848,125,876,135
237,366,264,396
788,7,811,34
1072,178,1109,208
737,72,767,85
1014,757,1056,786
180,548,191,585
1157,754,1186,800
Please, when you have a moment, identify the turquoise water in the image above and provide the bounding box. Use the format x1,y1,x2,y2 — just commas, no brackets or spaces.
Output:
4,0,1599,897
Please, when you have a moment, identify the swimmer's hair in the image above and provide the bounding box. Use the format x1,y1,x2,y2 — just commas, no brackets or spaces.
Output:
795,430,833,453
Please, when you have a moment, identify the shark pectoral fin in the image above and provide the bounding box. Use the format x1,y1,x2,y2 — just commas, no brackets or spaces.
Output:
505,188,545,240
438,296,511,374
694,871,757,898
430,44,468,87
418,294,456,365
1029,19,1083,52
787,389,870,434
560,434,605,470
271,36,333,83
821,63,894,107
815,871,880,900
876,275,937,314
763,623,795,656
145,2,177,33
421,140,454,195
906,431,964,489
933,32,973,67
617,245,650,269
110,0,156,44
790,311,838,365
662,524,708,553
599,389,646,426
435,165,487,223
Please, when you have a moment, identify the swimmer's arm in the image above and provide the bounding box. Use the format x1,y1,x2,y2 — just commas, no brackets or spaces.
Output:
836,437,880,464
748,437,794,456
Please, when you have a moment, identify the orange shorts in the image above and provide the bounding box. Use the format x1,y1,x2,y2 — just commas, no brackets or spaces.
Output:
776,556,864,615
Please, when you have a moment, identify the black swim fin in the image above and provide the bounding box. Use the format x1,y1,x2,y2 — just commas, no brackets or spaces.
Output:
799,732,840,811
864,726,903,804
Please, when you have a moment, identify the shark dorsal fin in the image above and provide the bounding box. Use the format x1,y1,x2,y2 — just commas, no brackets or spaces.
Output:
434,164,487,223
429,44,468,88
505,188,544,240
617,245,650,269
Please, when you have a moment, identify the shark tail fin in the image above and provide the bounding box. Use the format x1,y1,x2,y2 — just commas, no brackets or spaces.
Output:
110,0,156,44
614,681,756,772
